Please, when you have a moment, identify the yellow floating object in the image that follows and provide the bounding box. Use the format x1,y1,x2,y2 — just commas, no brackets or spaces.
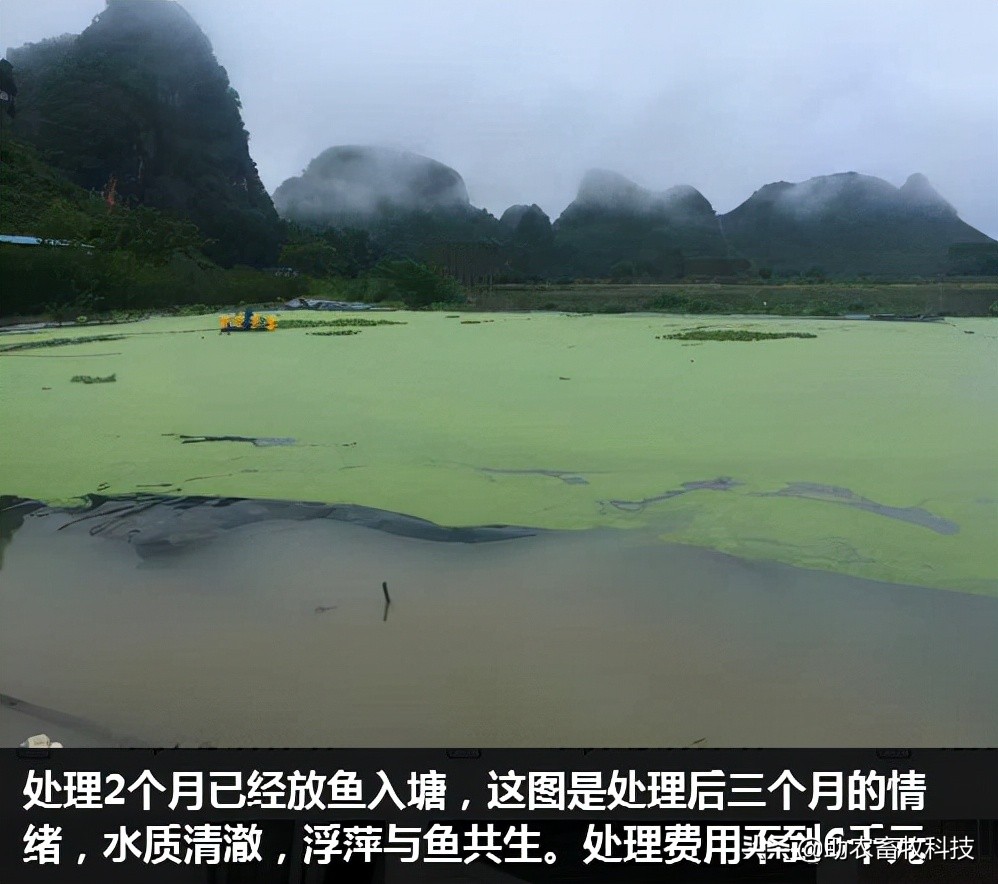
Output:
217,313,278,331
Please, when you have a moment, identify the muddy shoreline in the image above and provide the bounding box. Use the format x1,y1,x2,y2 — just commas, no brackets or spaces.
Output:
2,492,996,748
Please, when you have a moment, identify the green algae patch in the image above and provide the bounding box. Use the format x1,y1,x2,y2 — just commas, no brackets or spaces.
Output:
71,374,117,384
1,312,996,594
661,329,817,341
0,334,126,352
278,318,406,328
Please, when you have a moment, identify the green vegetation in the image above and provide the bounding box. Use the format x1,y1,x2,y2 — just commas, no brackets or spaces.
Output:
7,1,282,267
949,243,998,276
467,282,998,316
0,139,102,236
661,330,817,341
307,329,362,336
372,259,465,309
0,139,307,318
0,240,307,318
0,138,468,319
278,224,379,278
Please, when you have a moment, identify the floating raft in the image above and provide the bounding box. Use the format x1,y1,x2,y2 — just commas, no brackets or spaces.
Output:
219,311,277,332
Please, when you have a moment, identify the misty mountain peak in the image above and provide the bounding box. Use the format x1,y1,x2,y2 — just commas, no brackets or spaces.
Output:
900,173,957,219
274,145,471,225
576,169,647,208
574,169,714,217
85,1,211,55
779,172,897,214
6,0,282,267
733,171,961,223
499,203,550,228
499,203,553,245
721,170,989,276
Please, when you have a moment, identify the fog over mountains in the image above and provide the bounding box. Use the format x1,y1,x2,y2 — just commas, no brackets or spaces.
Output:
4,0,996,279
274,144,994,278
7,0,996,237
273,146,473,225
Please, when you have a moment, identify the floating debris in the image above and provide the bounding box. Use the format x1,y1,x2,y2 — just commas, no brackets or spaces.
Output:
166,434,296,447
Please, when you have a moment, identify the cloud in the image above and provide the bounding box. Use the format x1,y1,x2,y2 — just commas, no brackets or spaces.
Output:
5,0,997,236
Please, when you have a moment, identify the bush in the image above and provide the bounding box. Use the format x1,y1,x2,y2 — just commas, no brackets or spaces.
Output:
0,245,309,318
804,301,839,317
373,259,465,309
685,299,726,314
647,294,688,311
610,261,635,280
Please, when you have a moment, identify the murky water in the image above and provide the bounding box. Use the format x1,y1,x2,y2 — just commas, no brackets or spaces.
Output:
2,504,996,747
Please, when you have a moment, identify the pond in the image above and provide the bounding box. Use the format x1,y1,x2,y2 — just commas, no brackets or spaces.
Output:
1,312,995,745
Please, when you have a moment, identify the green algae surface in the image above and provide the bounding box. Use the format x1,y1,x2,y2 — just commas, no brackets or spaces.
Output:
1,312,996,594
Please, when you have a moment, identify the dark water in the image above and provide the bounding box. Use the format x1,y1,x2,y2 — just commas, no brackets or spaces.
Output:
1,497,996,747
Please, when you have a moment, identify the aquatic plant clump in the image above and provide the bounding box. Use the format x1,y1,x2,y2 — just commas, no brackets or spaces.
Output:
70,374,116,384
0,334,126,352
660,330,818,341
307,329,362,336
279,318,406,328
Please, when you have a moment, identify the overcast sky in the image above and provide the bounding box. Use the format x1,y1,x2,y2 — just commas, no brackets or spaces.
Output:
4,0,997,236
